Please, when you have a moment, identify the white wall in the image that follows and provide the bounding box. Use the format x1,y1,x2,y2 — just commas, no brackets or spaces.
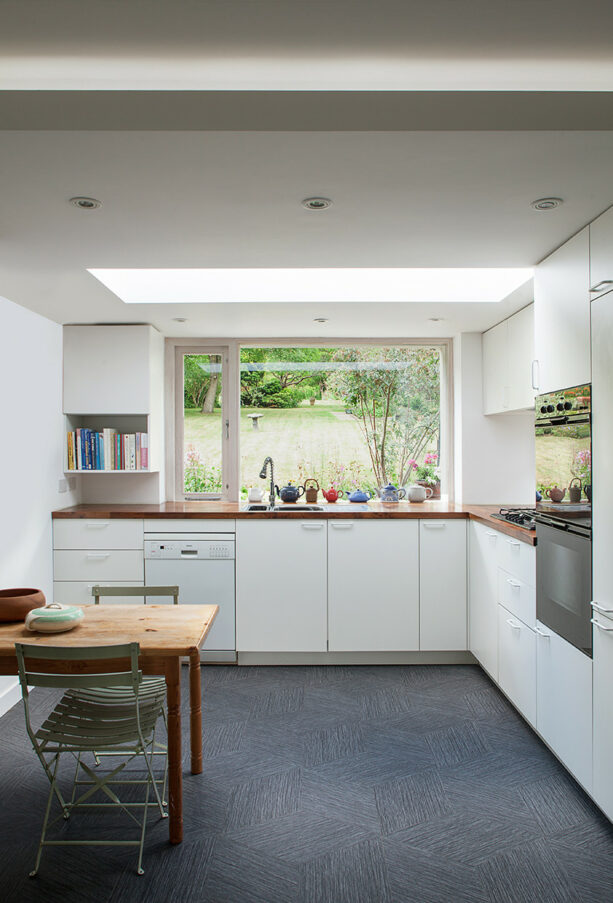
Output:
0,297,80,714
454,332,535,505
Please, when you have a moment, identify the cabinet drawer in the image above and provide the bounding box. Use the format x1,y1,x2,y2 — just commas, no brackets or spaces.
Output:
498,604,536,726
497,535,535,587
54,550,144,582
498,568,536,627
53,519,143,550
54,581,144,605
420,520,467,651
144,519,235,533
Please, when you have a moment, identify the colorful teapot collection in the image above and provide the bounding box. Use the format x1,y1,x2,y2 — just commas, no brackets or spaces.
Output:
261,480,433,504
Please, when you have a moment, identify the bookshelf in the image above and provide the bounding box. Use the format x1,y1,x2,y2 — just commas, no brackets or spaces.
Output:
64,413,158,474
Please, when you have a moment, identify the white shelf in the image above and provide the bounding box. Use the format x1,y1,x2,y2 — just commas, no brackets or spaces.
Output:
64,470,158,475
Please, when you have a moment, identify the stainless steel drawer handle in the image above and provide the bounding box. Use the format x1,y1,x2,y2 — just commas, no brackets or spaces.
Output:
531,360,540,391
331,523,353,529
86,552,111,559
301,523,324,530
506,540,521,547
86,521,110,528
506,578,521,589
535,626,550,638
591,601,613,614
592,618,613,633
423,523,445,529
486,531,498,538
590,280,613,292
506,618,522,631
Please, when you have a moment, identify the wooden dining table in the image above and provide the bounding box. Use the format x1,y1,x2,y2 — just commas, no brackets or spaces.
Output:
0,603,218,845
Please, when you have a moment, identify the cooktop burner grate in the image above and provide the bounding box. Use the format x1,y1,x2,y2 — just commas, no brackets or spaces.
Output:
491,507,537,530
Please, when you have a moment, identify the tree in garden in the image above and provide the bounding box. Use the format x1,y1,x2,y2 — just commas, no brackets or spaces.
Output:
183,354,221,413
239,347,332,407
327,346,440,487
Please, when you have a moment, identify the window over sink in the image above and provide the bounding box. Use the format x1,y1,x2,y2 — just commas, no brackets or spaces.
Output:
170,340,452,502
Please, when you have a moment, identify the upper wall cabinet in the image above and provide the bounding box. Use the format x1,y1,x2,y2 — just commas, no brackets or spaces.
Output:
589,205,613,301
482,304,535,415
533,227,591,395
63,325,163,414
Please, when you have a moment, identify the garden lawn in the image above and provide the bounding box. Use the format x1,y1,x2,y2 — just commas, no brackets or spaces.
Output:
184,400,374,491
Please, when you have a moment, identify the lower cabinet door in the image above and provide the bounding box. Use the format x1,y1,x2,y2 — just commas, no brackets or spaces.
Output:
469,522,500,679
328,520,419,651
593,613,613,820
236,520,327,652
536,622,593,792
420,520,467,650
498,604,536,726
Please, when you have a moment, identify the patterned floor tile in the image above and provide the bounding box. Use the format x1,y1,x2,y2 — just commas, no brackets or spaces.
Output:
520,772,601,833
226,767,301,829
477,838,575,903
301,838,391,903
374,769,452,834
424,722,490,767
303,721,365,767
203,837,299,903
383,841,490,903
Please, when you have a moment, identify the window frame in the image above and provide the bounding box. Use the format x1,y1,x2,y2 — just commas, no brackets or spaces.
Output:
166,337,454,503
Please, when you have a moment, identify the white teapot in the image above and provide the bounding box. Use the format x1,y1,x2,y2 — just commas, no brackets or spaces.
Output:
406,484,433,503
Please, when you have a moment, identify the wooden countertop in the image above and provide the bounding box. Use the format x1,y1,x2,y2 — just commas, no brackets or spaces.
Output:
52,501,536,545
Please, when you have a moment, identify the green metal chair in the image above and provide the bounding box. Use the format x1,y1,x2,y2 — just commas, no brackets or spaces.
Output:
15,642,168,877
91,585,179,605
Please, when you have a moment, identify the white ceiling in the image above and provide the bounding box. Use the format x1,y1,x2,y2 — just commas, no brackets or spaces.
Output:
0,129,612,337
1,1,612,338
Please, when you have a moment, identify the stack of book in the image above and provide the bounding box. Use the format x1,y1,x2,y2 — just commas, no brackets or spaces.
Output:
66,429,149,471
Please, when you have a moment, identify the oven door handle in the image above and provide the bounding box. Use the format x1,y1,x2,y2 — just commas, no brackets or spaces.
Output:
591,618,613,633
591,601,613,615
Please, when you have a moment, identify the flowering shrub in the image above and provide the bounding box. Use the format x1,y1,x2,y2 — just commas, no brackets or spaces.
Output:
184,446,222,493
571,449,591,484
415,452,440,487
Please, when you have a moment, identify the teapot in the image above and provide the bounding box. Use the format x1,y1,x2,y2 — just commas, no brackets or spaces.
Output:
546,486,566,503
377,483,406,503
406,484,433,503
346,488,372,503
275,482,305,503
303,478,320,503
322,486,344,504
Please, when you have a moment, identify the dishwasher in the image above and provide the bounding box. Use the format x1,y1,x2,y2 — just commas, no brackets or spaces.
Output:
144,532,236,662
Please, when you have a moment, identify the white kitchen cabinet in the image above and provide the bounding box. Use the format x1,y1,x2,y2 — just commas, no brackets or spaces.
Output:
535,622,592,792
54,519,143,550
53,581,144,605
498,533,536,587
482,305,535,414
483,320,509,414
419,520,467,650
63,325,162,415
589,205,613,300
593,611,613,821
327,520,419,651
534,227,591,394
235,520,327,652
507,304,536,410
498,604,536,727
53,549,144,582
498,568,536,628
469,521,500,680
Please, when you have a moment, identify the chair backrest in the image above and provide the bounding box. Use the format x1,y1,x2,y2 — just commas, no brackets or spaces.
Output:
91,585,179,605
14,642,141,692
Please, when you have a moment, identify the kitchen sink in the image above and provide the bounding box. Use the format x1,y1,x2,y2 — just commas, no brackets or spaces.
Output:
242,503,324,512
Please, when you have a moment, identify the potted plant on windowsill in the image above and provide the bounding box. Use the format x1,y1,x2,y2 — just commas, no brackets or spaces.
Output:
414,453,441,500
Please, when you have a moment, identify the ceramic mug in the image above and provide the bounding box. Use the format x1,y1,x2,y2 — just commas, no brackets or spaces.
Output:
407,484,433,503
248,487,265,502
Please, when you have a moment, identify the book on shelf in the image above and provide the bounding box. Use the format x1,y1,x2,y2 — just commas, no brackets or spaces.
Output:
66,429,150,471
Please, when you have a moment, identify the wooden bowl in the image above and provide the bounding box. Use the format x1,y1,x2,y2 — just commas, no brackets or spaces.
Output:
0,588,46,622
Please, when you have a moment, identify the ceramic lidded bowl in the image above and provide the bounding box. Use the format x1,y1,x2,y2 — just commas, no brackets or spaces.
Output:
25,603,84,634
0,588,46,622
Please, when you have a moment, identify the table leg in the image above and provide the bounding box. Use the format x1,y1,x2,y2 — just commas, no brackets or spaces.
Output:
189,651,203,775
165,657,183,844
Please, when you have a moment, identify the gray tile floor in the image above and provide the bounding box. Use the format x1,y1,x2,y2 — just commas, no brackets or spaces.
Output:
1,664,612,902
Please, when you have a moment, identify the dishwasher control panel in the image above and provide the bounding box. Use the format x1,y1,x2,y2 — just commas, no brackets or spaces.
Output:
144,539,235,560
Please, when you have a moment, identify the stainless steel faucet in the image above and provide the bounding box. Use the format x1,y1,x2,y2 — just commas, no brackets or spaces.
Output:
259,456,275,508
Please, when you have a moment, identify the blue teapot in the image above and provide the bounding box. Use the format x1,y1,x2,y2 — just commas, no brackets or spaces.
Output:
378,483,406,503
346,488,372,503
275,482,305,503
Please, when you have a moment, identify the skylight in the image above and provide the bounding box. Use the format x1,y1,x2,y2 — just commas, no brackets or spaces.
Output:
87,268,533,304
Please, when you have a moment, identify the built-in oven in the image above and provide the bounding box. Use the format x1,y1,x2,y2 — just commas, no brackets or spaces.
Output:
534,384,592,656
536,518,592,657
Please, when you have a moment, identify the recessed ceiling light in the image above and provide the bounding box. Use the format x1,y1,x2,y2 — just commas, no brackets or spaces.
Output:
530,197,563,211
70,196,102,210
313,317,329,324
172,317,188,323
302,197,333,211
428,317,445,324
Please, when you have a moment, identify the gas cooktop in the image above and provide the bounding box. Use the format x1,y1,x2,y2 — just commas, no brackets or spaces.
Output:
491,508,537,530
